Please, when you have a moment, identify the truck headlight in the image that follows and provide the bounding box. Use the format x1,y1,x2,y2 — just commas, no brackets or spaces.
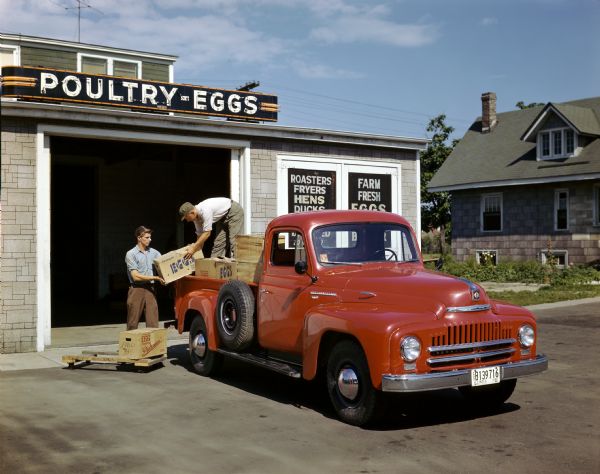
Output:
518,325,535,348
401,336,421,362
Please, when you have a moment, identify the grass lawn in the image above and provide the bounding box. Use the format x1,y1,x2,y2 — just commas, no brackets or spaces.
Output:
488,285,600,306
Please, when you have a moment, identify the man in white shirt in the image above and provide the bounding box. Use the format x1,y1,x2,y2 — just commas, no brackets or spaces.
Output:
179,197,244,259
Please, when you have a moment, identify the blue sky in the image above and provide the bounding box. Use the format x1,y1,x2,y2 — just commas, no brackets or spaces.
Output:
1,0,599,140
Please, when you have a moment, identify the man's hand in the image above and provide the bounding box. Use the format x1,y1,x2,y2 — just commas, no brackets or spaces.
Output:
183,244,197,260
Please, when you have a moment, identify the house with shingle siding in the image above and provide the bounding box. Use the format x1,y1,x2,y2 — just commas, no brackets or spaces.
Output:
428,92,600,267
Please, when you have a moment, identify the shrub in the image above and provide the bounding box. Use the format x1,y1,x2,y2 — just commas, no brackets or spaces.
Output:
549,265,600,286
431,256,600,286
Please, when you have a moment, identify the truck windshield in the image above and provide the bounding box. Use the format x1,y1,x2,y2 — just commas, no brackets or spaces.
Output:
313,222,419,265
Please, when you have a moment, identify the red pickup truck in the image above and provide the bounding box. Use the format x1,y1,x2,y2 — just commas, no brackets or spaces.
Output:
174,210,547,426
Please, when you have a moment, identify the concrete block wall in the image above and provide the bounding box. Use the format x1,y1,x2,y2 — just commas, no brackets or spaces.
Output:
451,183,600,265
249,139,419,234
1,119,38,353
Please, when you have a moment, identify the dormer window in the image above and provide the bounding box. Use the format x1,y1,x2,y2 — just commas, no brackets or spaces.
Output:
538,128,577,160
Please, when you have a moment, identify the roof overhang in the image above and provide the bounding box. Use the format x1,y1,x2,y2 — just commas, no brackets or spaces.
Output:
428,173,600,192
1,99,429,151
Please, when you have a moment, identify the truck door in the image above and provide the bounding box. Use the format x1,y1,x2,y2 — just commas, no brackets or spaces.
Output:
258,229,314,353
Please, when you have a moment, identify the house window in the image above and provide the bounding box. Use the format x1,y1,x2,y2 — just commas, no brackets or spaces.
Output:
481,193,502,232
0,45,19,69
476,250,497,266
538,128,577,160
79,54,140,78
113,60,138,78
541,250,567,268
565,130,575,154
541,132,550,157
81,56,107,74
554,189,569,231
553,131,562,155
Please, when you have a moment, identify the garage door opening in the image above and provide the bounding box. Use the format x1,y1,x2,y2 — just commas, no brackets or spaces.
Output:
50,136,230,328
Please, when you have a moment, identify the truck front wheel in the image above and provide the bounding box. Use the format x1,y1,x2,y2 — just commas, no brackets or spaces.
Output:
326,340,384,426
189,315,223,376
216,280,255,352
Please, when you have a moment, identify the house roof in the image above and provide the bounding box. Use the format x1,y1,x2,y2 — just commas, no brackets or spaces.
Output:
428,96,600,192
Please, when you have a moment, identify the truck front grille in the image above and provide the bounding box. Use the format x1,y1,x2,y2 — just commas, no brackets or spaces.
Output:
427,322,515,368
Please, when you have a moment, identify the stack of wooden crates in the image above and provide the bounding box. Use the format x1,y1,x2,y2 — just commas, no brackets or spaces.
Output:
194,235,264,283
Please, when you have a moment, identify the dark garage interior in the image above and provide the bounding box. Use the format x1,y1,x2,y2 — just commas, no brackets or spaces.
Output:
50,136,231,327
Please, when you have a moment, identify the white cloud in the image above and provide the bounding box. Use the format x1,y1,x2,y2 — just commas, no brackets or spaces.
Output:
291,59,363,79
0,0,287,68
0,0,437,83
311,17,439,47
480,17,498,26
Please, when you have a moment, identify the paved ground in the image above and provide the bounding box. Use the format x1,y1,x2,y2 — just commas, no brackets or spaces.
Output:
1,299,599,473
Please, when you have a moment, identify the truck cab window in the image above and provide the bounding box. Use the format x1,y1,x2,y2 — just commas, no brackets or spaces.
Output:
271,231,304,266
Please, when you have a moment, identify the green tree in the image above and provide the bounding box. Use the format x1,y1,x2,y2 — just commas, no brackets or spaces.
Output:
516,101,544,109
420,114,457,254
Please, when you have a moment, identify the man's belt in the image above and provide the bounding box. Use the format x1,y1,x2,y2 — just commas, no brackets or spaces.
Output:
130,282,155,290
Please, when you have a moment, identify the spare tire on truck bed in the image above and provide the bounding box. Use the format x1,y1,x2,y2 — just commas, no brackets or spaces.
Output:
216,279,255,351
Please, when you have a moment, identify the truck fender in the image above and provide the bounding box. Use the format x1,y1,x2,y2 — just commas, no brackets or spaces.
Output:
178,290,220,351
302,307,392,390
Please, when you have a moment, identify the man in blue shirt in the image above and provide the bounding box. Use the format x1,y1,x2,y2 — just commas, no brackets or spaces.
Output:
125,226,164,330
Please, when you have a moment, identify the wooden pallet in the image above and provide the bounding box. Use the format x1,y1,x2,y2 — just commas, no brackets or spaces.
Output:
62,350,166,369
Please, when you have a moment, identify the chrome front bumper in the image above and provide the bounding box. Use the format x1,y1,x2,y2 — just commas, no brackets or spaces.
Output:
381,355,548,392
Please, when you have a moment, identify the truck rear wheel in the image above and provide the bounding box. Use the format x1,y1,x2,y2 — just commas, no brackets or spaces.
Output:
216,280,255,352
189,315,223,376
326,340,384,426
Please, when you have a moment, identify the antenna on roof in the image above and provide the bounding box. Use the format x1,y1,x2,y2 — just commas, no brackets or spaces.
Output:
63,0,104,42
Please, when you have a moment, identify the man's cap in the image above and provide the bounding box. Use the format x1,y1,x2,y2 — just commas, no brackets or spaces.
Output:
135,226,152,238
179,202,195,220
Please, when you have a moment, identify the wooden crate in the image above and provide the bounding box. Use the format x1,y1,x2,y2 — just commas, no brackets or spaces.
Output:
118,328,167,360
234,234,264,261
154,246,203,284
195,257,237,280
235,259,263,283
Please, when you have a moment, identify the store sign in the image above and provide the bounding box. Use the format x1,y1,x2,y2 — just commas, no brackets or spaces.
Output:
288,168,336,213
348,172,392,212
0,66,278,121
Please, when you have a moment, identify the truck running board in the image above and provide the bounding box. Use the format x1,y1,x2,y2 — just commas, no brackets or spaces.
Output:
216,349,302,379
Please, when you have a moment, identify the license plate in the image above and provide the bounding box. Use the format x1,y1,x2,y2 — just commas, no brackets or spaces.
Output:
471,366,501,387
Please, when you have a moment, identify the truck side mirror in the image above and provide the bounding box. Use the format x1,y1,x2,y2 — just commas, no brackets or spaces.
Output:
295,260,308,275
295,261,318,283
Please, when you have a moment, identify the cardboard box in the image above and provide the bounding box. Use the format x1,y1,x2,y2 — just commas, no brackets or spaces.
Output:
118,328,167,359
235,259,263,283
154,246,203,284
234,234,264,262
195,257,237,280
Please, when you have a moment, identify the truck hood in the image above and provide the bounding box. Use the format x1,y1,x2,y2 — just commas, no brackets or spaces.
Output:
320,264,488,315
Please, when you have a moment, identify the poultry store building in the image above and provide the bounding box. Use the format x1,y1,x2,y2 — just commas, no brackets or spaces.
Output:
0,32,428,353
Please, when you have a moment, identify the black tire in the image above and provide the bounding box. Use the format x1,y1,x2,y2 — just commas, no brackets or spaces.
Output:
326,340,384,426
459,378,517,409
216,280,255,352
189,315,223,376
